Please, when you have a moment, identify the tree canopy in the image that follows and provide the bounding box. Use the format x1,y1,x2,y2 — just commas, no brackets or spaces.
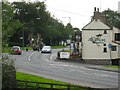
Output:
2,1,74,46
102,9,120,29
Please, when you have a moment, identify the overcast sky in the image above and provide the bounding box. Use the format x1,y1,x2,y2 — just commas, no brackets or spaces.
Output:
8,0,120,29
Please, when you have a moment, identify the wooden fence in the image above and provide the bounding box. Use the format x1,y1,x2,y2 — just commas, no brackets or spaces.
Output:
16,80,86,90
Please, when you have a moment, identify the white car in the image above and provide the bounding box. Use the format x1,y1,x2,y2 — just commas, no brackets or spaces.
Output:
41,46,52,53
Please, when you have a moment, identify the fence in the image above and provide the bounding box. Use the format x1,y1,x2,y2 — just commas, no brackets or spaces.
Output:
16,80,86,90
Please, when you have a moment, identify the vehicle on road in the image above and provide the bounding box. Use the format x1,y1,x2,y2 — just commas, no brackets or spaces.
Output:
41,46,52,53
11,46,22,55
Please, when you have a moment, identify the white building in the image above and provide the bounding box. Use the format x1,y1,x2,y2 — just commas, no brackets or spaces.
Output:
82,8,120,65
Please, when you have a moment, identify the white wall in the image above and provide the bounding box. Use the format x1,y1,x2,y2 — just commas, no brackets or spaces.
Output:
82,30,113,59
111,27,120,59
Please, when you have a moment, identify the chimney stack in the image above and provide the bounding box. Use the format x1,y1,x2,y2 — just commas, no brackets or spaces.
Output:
92,7,107,23
97,8,99,12
94,7,96,11
93,7,101,20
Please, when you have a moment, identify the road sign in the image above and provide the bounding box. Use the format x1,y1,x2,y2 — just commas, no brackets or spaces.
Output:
60,52,70,59
108,43,112,49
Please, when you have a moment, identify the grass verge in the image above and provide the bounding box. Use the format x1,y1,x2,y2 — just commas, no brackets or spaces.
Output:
16,72,87,90
104,65,120,68
51,45,66,49
16,72,68,84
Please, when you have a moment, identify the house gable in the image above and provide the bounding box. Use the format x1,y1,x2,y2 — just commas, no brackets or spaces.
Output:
82,19,112,30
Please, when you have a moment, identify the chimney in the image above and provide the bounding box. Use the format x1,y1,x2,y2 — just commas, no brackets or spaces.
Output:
97,8,99,12
92,7,108,25
93,7,102,21
94,7,96,11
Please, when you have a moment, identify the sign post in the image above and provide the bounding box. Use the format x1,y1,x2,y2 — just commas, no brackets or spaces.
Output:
108,43,112,65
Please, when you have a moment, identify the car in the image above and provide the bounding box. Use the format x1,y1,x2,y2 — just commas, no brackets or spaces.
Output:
11,46,22,55
41,46,52,53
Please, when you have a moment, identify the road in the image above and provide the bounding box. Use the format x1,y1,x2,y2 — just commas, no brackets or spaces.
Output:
9,49,118,89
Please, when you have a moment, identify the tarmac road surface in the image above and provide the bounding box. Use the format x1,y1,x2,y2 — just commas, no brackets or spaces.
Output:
9,49,119,89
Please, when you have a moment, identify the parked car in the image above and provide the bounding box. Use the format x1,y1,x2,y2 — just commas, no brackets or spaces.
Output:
41,46,52,53
11,46,22,55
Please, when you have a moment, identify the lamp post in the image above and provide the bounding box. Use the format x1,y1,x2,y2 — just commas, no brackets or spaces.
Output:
20,36,24,50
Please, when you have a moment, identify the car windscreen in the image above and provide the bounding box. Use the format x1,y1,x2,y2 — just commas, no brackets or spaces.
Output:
43,46,51,49
12,47,20,50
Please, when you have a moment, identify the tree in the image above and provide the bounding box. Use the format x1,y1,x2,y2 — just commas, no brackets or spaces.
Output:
2,2,22,46
12,2,50,46
7,1,74,46
64,23,74,39
102,9,120,29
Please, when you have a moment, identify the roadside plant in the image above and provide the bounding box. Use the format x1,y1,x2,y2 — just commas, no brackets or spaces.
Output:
2,56,16,89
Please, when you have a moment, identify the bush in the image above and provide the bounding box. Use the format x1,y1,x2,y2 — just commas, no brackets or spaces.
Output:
2,56,16,89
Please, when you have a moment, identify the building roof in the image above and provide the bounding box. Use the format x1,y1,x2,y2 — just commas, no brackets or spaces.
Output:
82,7,113,30
82,19,112,30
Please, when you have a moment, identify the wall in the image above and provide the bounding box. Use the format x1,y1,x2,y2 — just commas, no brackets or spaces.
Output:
82,30,113,59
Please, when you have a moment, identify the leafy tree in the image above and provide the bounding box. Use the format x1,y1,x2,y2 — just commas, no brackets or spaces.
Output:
64,23,74,39
12,2,51,46
2,2,22,46
102,9,120,29
6,1,74,46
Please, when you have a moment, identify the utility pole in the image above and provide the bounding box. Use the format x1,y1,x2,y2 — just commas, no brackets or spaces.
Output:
22,28,24,50
0,1,2,90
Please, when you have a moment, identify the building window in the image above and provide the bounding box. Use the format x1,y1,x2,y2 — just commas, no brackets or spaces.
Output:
111,46,117,51
104,30,107,34
115,33,120,41
103,48,107,52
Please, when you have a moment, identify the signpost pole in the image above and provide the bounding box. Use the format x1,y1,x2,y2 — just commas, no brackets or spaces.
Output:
109,48,112,65
108,43,112,65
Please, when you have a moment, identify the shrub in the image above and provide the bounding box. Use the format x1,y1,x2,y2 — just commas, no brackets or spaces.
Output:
2,56,16,89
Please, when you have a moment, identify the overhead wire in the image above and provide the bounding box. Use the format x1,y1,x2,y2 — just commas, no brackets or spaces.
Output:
46,6,90,18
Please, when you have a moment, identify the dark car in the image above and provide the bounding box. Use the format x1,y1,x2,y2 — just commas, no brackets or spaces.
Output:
11,46,22,55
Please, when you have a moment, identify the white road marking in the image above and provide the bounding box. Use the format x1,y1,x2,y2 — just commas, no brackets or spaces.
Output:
92,73,109,77
49,53,56,60
28,52,36,61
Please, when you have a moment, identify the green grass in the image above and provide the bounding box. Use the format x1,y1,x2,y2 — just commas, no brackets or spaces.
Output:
16,72,67,84
104,65,120,68
51,45,66,49
2,47,11,53
16,72,87,90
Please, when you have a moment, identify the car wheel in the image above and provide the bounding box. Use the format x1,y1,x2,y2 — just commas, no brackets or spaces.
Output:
18,53,21,55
